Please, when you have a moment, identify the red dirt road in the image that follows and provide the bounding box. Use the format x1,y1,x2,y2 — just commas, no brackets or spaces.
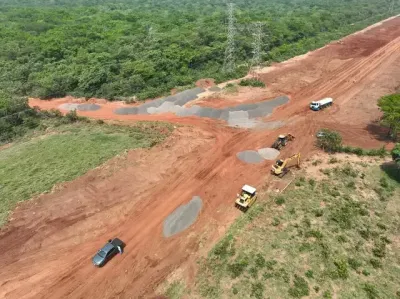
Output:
1,16,400,299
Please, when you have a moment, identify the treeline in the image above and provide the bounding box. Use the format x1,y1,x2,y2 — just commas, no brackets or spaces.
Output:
0,90,86,143
0,0,398,100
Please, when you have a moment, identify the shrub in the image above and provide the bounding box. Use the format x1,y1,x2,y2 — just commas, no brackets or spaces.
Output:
275,196,285,205
353,147,364,156
372,240,386,258
308,179,316,187
65,109,79,122
348,257,362,270
313,286,320,293
212,234,235,259
329,157,339,164
251,282,265,299
370,258,382,269
265,259,277,270
238,78,265,87
288,275,309,298
232,287,238,295
272,217,280,226
333,259,349,279
228,256,249,278
314,209,324,217
362,269,370,276
363,283,379,299
346,181,356,189
305,270,314,278
323,290,332,298
305,230,323,240
255,253,266,268
316,129,342,152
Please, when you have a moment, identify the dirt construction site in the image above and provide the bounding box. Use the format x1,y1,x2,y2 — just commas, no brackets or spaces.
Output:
1,16,400,299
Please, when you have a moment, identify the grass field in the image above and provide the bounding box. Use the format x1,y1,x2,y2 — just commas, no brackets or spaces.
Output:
0,121,173,225
171,154,400,299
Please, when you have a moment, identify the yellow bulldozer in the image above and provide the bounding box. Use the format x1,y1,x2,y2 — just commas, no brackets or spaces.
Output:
235,185,258,211
272,134,295,150
271,153,301,177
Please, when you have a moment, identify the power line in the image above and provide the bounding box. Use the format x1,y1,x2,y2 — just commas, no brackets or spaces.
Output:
223,3,236,74
249,22,263,79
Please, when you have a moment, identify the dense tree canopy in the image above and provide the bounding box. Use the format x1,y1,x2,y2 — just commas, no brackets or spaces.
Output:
0,0,398,100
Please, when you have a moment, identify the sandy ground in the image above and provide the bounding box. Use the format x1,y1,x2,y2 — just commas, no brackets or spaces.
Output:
1,16,400,299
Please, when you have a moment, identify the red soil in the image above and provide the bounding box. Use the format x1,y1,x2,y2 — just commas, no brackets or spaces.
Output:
1,16,399,299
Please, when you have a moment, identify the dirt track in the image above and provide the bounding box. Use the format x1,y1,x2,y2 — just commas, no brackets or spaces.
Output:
2,16,400,299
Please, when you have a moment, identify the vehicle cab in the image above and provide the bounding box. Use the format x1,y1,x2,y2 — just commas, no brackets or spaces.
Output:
310,101,320,111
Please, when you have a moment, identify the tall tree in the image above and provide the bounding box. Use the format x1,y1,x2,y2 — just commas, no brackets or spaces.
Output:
378,94,400,141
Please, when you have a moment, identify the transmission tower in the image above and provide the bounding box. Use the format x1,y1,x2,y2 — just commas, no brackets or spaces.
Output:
249,22,263,79
223,3,236,73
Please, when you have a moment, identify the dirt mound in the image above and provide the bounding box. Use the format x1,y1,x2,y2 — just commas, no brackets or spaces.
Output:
195,78,215,88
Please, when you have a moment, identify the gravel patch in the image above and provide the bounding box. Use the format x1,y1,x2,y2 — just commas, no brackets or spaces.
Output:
209,86,221,92
110,88,289,128
58,103,80,111
163,196,203,238
257,148,280,160
77,103,101,111
236,150,265,164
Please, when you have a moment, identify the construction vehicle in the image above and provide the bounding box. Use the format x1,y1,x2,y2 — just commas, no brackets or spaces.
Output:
271,153,301,177
235,185,258,211
310,97,333,111
272,134,295,150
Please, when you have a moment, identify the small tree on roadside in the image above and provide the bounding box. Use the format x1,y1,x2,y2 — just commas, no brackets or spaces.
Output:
316,129,342,152
378,93,400,141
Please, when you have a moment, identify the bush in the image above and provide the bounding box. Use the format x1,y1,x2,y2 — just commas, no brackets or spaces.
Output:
323,290,332,298
314,208,324,217
305,270,314,278
328,157,339,164
363,283,379,299
272,217,280,226
255,253,266,268
348,257,362,270
228,256,249,278
333,259,349,279
316,129,342,152
288,275,309,298
362,269,370,276
370,258,382,269
275,196,285,205
251,282,265,299
238,78,265,87
372,240,386,258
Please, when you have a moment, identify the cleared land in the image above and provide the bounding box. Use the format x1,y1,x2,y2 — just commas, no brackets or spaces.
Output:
191,154,399,298
0,121,172,225
0,16,399,299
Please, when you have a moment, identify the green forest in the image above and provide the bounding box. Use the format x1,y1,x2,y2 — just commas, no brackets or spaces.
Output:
0,0,398,100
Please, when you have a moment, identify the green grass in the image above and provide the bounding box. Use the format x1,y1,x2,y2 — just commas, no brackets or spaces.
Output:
0,121,172,225
192,157,400,298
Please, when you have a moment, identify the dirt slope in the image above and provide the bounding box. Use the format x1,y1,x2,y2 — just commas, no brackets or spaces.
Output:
1,16,399,299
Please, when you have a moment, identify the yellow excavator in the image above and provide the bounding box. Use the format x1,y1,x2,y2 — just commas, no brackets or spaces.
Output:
272,134,295,150
271,153,301,177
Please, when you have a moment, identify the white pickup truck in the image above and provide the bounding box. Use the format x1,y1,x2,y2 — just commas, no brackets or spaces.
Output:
310,97,333,111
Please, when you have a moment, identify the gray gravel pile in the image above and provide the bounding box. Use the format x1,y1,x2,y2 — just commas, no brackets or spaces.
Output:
58,103,80,111
163,196,203,238
114,87,205,115
257,148,280,160
236,150,265,164
77,103,101,111
112,87,289,128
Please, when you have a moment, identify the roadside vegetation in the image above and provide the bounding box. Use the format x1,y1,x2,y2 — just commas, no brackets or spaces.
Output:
183,155,400,298
316,128,388,157
0,119,173,225
0,0,398,100
378,93,400,141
